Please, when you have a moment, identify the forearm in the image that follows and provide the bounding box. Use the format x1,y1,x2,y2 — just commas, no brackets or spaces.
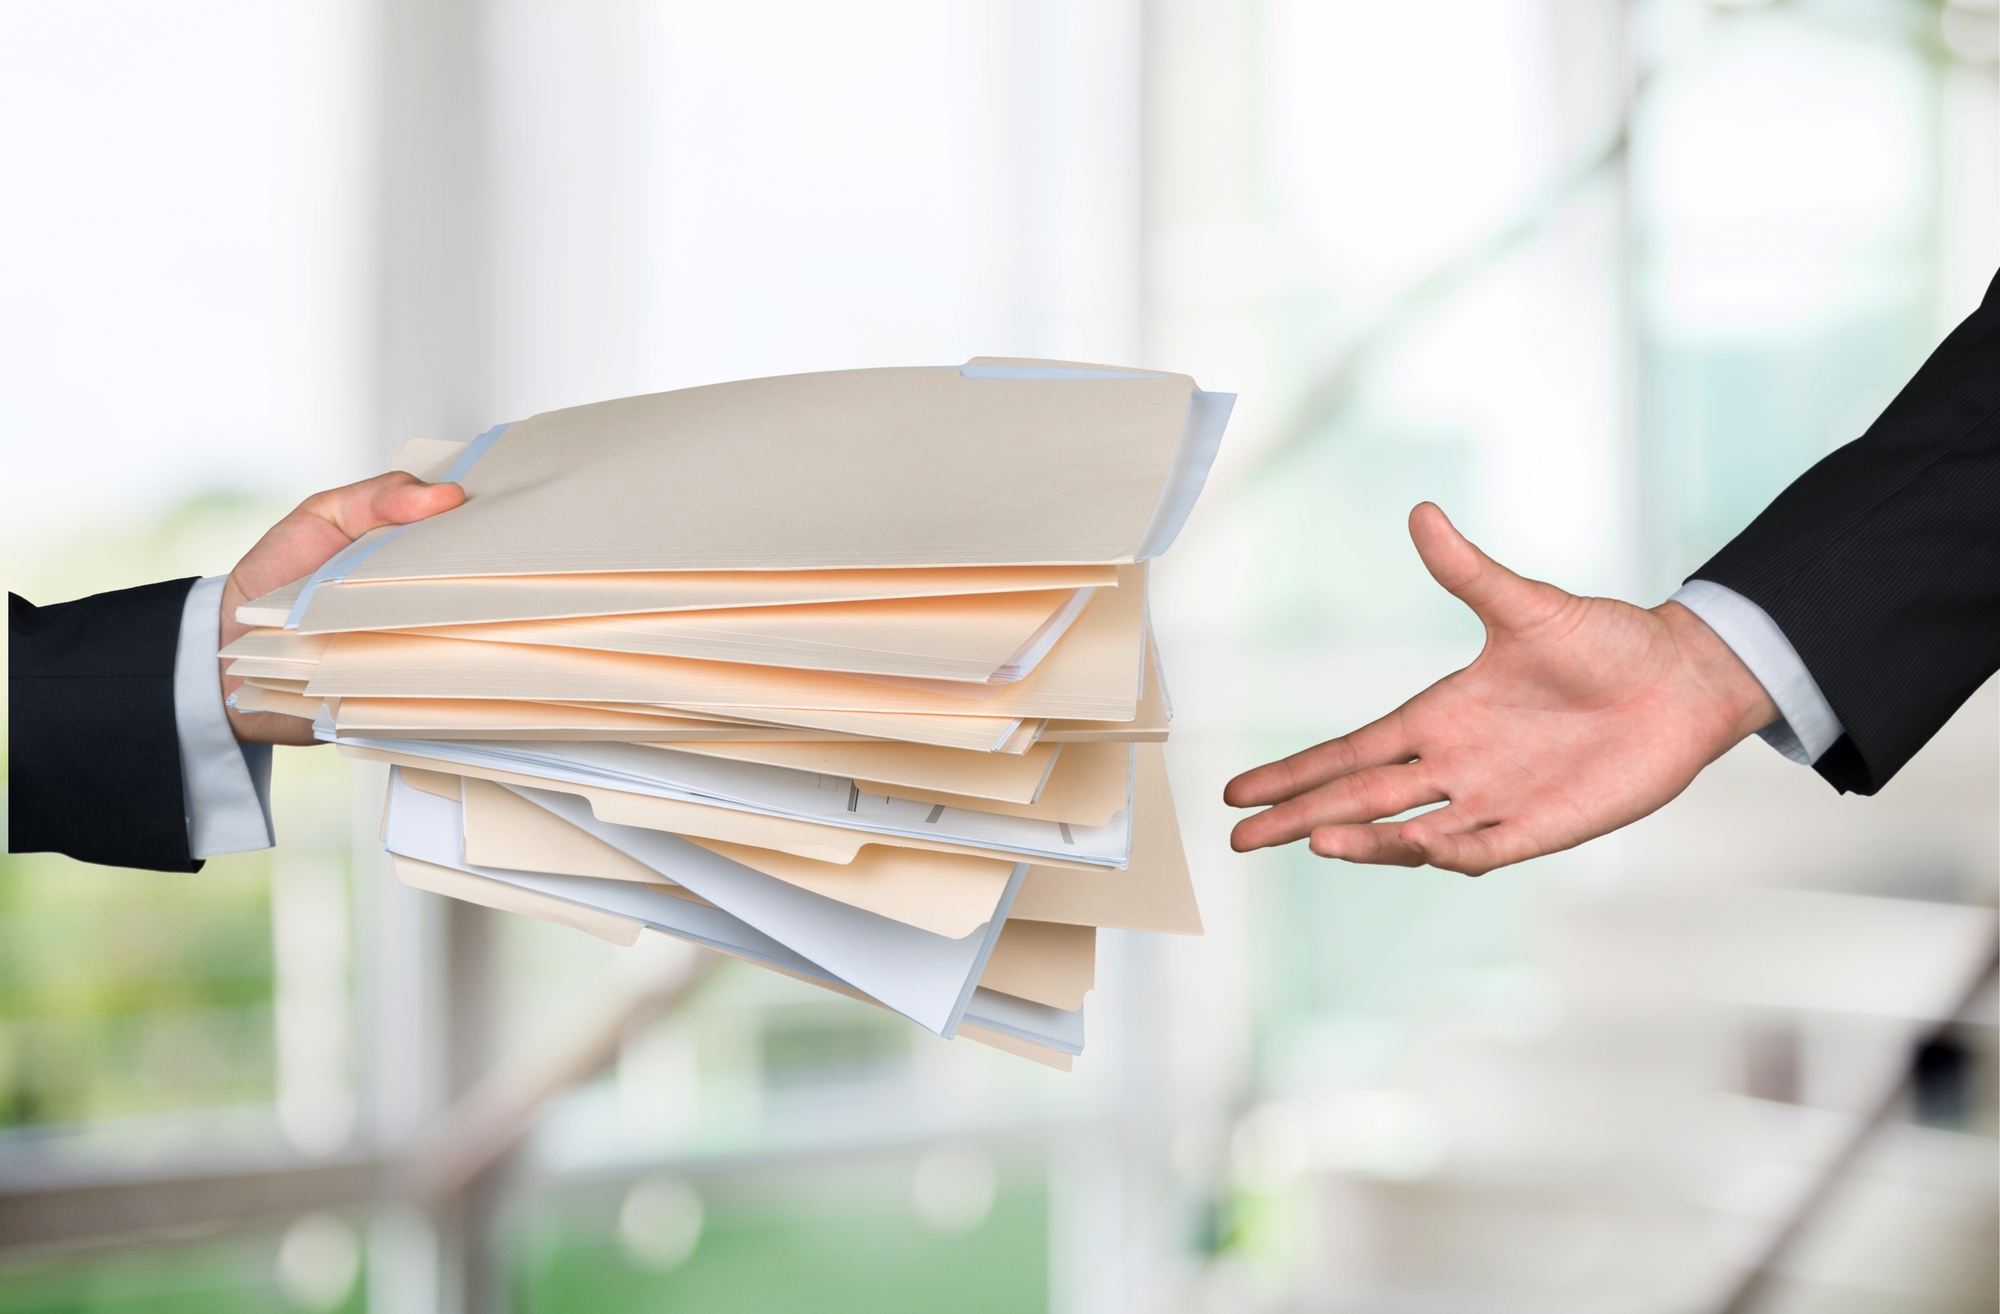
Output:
10,580,207,871
1691,268,2000,794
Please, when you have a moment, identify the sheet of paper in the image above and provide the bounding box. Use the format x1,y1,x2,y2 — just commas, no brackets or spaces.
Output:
338,742,1105,870
394,588,1087,684
840,741,1133,827
389,849,1084,1057
663,739,1060,804
386,768,1017,1034
496,782,1021,1037
339,734,1134,867
461,775,1016,938
644,705,1031,754
1011,744,1202,934
243,563,1119,632
336,363,1204,579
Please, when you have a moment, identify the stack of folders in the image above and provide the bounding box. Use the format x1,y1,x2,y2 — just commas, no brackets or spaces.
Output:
221,359,1232,1070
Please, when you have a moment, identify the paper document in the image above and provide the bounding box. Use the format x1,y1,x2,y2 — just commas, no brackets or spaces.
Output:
460,774,1017,937
338,742,1108,871
330,362,1226,578
391,586,1091,683
243,563,1118,633
341,734,1134,867
663,739,1061,804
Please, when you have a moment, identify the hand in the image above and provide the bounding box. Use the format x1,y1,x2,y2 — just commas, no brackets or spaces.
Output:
220,472,465,745
1224,503,1779,876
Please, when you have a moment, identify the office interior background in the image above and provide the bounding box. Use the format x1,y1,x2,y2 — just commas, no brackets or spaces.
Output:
1,0,1996,1309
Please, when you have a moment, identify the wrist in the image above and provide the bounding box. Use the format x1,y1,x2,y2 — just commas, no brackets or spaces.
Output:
1656,599,1780,745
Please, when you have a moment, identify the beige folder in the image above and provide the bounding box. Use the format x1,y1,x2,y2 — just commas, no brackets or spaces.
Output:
1012,744,1201,935
664,739,1059,804
231,683,322,720
979,919,1095,1011
639,643,1161,751
228,653,320,680
737,953,1074,1070
374,742,1194,931
393,853,646,947
293,572,1143,721
244,563,1117,633
458,775,1014,938
831,740,1133,828
339,742,1103,871
428,769,1093,1003
1042,631,1169,742
337,363,1199,580
311,625,1157,753
955,1024,1071,1071
642,704,1037,753
389,859,1072,1066
330,693,1029,753
385,860,1074,1069
245,676,311,695
392,586,1085,683
334,696,870,743
225,630,331,663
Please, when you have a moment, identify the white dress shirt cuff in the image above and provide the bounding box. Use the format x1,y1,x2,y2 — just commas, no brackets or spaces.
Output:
174,576,275,857
1670,579,1845,766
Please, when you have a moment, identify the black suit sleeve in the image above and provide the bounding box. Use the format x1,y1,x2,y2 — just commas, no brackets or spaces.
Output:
8,579,205,872
1691,269,2000,796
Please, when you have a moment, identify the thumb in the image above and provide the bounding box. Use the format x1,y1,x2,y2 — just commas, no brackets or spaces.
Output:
1408,502,1566,632
225,473,466,619
303,470,466,539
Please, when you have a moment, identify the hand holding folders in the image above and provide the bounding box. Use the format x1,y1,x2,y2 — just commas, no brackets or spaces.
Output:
224,359,1230,1069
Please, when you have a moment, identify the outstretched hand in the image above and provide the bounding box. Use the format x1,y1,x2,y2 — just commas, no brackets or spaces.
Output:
1224,503,1778,876
221,472,465,745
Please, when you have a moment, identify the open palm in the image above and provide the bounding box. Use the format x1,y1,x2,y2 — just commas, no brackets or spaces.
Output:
1224,503,1778,875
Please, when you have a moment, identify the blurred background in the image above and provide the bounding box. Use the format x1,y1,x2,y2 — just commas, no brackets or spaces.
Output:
1,0,1996,1309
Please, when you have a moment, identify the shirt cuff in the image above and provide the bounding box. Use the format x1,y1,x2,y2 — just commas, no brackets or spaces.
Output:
174,576,275,857
1670,579,1846,766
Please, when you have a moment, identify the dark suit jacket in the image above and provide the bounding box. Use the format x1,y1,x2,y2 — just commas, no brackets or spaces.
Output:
8,578,205,872
1693,268,2000,796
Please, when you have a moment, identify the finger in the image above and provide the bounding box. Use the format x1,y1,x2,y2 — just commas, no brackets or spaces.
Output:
224,706,322,747
1306,823,1428,866
300,471,465,540
1399,817,1544,877
221,473,468,639
1229,762,1444,851
1382,799,1482,837
1223,711,1415,809
1407,502,1567,634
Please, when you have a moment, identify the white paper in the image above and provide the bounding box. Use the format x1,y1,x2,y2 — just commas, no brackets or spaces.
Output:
383,769,1019,1035
350,733,1133,867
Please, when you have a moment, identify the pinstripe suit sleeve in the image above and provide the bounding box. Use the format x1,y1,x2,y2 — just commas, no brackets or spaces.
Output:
8,579,205,871
1690,267,2000,795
